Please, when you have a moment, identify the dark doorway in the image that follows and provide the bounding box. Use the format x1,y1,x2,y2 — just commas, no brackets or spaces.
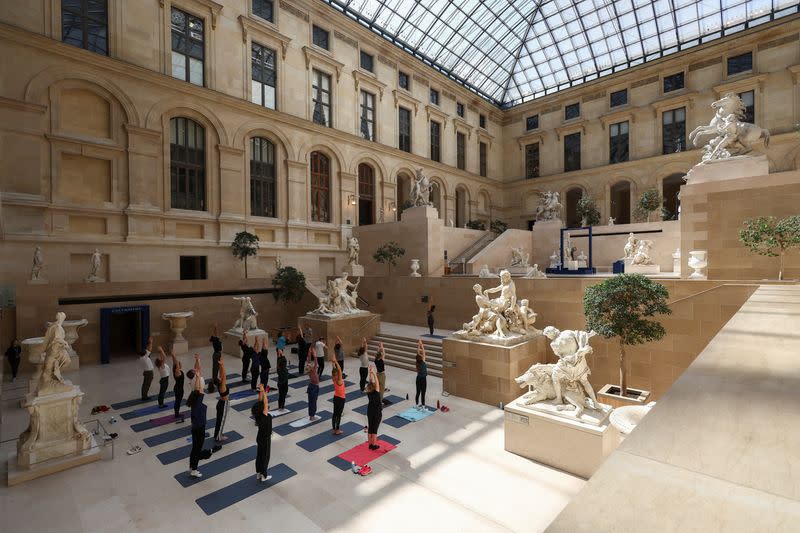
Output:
100,305,150,364
662,173,684,220
527,220,536,230
565,187,583,227
358,163,375,225
610,181,631,224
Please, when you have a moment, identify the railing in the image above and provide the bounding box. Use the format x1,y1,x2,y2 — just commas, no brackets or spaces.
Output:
351,313,380,337
447,231,495,274
667,283,759,306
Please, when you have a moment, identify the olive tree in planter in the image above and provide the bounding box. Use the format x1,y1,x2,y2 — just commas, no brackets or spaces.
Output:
231,231,259,278
635,188,662,223
373,241,405,276
466,219,486,231
583,274,671,401
490,219,509,235
271,266,306,304
576,192,601,227
739,215,800,280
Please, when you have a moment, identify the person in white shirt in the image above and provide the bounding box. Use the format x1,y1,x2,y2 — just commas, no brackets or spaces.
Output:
155,346,171,408
139,336,154,401
314,338,326,377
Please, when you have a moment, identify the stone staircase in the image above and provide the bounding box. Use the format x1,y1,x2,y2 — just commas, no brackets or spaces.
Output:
362,333,444,378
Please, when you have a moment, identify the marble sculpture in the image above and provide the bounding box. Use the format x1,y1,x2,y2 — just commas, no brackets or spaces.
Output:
346,236,360,266
510,246,530,268
410,168,433,207
607,216,615,226
524,264,547,279
38,312,72,394
549,250,560,269
31,246,44,281
631,239,655,266
689,92,770,162
623,233,638,259
232,296,259,331
478,264,499,278
85,248,102,282
311,272,363,316
535,191,562,221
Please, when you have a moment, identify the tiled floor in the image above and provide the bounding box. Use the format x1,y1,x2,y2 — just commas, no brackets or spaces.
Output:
1,342,583,533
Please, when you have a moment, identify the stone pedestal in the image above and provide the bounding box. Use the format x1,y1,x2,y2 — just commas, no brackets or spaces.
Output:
222,328,268,358
345,264,365,277
531,218,563,271
685,154,768,184
624,258,661,274
162,311,194,355
298,312,380,356
400,205,438,222
442,335,546,406
504,396,619,479
22,337,46,394
8,382,100,486
504,265,530,276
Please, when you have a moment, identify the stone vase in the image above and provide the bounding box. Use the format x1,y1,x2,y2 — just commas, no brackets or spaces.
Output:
410,259,421,277
688,250,708,279
162,311,194,355
22,337,46,395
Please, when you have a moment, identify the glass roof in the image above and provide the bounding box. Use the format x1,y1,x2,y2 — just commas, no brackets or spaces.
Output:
320,0,799,108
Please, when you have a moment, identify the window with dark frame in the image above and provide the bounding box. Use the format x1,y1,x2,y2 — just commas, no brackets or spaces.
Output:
564,103,580,120
525,143,539,179
564,132,581,172
663,72,684,93
526,115,539,131
398,107,411,152
398,71,410,90
430,121,441,162
456,132,466,170
310,151,331,223
662,107,686,154
360,50,374,72
727,52,753,76
360,90,376,141
312,25,329,50
358,163,375,226
610,89,628,107
609,121,629,164
739,90,755,123
61,0,108,55
170,117,206,211
456,102,465,118
479,114,486,129
251,42,277,109
250,137,276,218
180,256,207,280
252,0,273,22
479,141,487,177
312,69,331,127
170,7,204,86
430,88,439,105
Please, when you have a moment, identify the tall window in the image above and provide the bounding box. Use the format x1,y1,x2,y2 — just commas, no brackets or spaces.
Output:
727,52,752,76
398,71,410,90
180,256,207,280
609,121,629,164
310,152,330,223
610,89,628,107
565,103,580,120
251,43,276,109
62,0,108,55
564,132,581,172
252,0,273,22
358,163,375,226
479,141,487,177
662,107,686,154
739,90,755,123
398,107,411,153
312,69,331,127
479,114,486,129
663,72,684,93
360,51,374,72
312,25,329,50
456,132,466,170
171,7,204,86
525,143,539,179
456,102,465,118
430,121,441,162
526,115,539,131
250,137,276,217
170,117,205,211
430,88,439,105
360,90,375,141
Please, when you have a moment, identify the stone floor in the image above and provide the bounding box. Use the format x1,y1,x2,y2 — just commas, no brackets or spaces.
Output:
0,341,583,533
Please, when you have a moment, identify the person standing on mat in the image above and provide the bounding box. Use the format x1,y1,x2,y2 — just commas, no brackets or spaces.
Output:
187,355,210,478
415,339,428,408
170,350,185,422
239,330,253,385
366,364,383,450
213,359,230,443
208,324,223,393
358,337,369,392
296,326,308,378
314,337,326,377
427,305,436,336
276,350,289,411
331,360,346,435
276,331,287,352
254,383,273,482
375,341,387,403
334,335,347,379
258,338,271,390
250,337,262,391
139,336,154,401
306,351,320,422
155,347,170,408
5,339,21,383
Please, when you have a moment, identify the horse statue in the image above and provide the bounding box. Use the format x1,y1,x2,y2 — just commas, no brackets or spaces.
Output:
410,168,433,207
688,92,770,162
535,191,562,221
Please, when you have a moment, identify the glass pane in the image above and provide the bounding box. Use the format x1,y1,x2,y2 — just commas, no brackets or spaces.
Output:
189,58,203,86
265,86,276,110
251,81,262,106
171,51,185,80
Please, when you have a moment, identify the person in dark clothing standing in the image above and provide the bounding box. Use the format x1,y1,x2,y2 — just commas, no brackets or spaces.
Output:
258,340,271,390
415,339,428,408
296,327,308,378
365,364,383,450
239,330,253,385
187,355,211,478
358,337,369,392
314,338,326,377
208,324,223,393
170,351,185,422
213,359,230,443
375,342,387,403
139,337,154,401
331,360,346,435
5,339,21,383
276,350,289,411
250,337,262,391
155,347,170,408
427,305,436,336
306,350,320,421
253,383,273,482
334,336,347,379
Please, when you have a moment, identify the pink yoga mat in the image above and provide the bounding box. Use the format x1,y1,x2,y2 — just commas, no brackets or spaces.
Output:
338,440,397,466
150,412,188,427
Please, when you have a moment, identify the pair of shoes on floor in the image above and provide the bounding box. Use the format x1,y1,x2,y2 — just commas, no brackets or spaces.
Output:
176,416,185,424
440,405,450,412
256,473,273,482
103,433,119,441
358,465,372,476
189,470,202,478
211,444,222,453
368,444,380,451
126,445,142,455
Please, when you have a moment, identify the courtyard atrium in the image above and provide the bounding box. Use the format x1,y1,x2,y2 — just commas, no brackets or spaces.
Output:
1,0,800,531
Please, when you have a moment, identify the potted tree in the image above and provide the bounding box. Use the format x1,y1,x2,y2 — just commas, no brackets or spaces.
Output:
231,231,259,278
466,219,486,230
583,274,671,406
373,241,405,275
576,193,601,227
739,215,800,280
272,266,306,304
490,219,508,235
635,189,662,223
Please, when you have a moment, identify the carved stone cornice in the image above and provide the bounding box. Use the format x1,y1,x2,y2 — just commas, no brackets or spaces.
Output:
302,46,343,81
554,120,586,141
238,15,291,59
160,0,223,29
425,105,448,130
393,89,420,116
516,131,548,150
0,96,46,114
352,70,386,100
712,73,768,96
452,116,473,139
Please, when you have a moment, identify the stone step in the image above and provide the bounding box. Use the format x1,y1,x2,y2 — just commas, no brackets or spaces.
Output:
370,335,443,353
367,341,443,361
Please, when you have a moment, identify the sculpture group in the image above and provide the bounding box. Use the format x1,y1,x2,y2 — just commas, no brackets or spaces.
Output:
624,233,655,266
346,236,360,267
509,246,530,268
232,296,259,332
535,191,562,221
410,168,434,207
311,272,363,316
689,92,770,162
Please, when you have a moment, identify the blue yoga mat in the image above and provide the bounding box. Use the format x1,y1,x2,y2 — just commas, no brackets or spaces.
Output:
316,380,355,397
228,389,258,401
156,431,244,465
112,373,240,411
295,421,363,452
327,388,365,403
352,395,405,415
142,418,215,447
273,411,332,436
383,416,411,429
195,463,297,516
420,334,447,339
289,374,331,389
120,402,175,420
327,434,401,471
397,406,436,422
176,445,257,487
231,391,283,412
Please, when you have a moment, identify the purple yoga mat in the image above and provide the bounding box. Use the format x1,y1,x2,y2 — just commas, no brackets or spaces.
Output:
150,412,188,427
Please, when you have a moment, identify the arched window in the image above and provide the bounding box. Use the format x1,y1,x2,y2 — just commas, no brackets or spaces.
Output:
431,182,443,217
250,137,276,217
610,180,632,224
662,173,684,221
310,151,331,222
455,186,469,227
565,187,583,227
396,173,410,213
357,163,375,225
170,117,205,210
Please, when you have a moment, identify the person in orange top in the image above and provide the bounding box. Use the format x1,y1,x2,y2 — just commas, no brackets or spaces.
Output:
331,360,346,435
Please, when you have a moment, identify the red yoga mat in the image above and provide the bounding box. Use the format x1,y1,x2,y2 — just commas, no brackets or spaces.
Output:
338,440,397,467
149,412,187,427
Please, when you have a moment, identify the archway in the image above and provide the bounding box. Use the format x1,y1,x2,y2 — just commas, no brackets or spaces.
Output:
397,172,411,213
357,163,375,225
431,181,443,217
662,173,684,220
455,186,469,227
610,180,632,224
565,187,583,228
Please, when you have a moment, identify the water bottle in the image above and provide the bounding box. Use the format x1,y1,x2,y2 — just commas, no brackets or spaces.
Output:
351,461,359,473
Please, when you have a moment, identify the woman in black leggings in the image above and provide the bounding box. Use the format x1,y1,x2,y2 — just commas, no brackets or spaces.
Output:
253,383,273,482
415,339,428,408
213,359,230,443
365,365,383,450
276,350,289,410
170,351,185,422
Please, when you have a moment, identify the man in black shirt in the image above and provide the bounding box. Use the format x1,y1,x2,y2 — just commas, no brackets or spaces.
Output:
208,324,223,392
296,327,308,378
239,330,253,384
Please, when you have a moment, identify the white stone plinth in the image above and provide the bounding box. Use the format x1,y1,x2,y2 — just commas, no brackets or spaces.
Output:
624,258,661,274
162,311,194,355
400,205,439,222
8,435,100,486
565,260,579,271
504,265,530,276
504,396,619,479
451,329,541,347
685,153,768,184
345,264,365,277
298,312,380,357
222,328,268,358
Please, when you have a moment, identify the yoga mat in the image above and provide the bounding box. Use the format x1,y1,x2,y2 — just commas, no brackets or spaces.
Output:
112,373,240,411
143,418,215,447
156,431,244,465
352,395,405,415
327,388,366,403
228,389,258,401
120,402,175,420
231,391,283,412
296,421,363,452
329,434,402,470
269,401,307,418
195,463,297,516
274,411,332,436
383,416,411,429
396,406,437,422
316,380,355,397
130,411,189,432
420,334,447,339
175,445,257,487
289,374,331,389
337,438,398,467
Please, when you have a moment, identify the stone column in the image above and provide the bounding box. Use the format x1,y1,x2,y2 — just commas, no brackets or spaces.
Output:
217,145,246,242
124,125,163,242
286,159,309,248
339,171,357,227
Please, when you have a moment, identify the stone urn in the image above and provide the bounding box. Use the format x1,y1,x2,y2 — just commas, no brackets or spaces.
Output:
21,337,46,395
410,259,421,277
688,250,707,279
46,319,88,369
672,248,681,275
162,311,194,355
609,402,656,437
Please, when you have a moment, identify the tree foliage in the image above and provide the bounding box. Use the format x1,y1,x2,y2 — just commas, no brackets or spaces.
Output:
466,219,486,230
373,241,406,275
739,215,800,280
490,219,509,235
576,193,601,226
271,266,307,304
636,189,662,222
231,231,259,278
